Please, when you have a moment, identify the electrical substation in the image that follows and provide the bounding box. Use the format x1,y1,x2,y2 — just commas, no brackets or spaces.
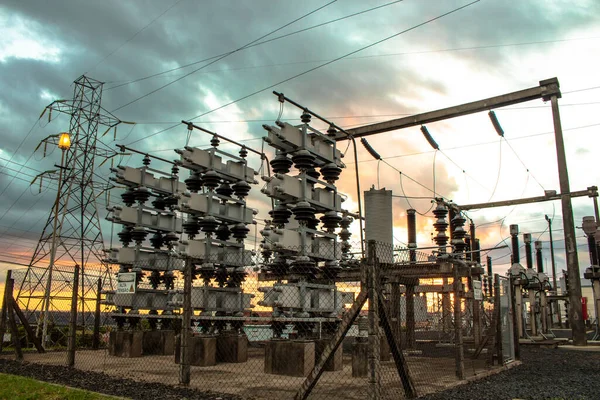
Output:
2,75,600,400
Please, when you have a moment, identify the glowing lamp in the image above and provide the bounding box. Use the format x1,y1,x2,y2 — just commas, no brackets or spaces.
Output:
58,132,71,150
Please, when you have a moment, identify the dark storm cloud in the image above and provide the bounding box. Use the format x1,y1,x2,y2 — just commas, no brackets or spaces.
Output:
1,0,599,262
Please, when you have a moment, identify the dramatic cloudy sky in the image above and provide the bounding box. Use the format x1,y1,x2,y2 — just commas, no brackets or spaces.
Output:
1,0,600,289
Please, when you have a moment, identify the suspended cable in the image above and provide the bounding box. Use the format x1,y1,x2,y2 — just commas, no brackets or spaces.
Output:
125,0,481,146
85,0,185,74
112,0,338,112
107,33,600,91
503,136,546,191
107,0,404,90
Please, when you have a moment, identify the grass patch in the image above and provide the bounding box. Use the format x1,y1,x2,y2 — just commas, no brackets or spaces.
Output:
0,373,120,399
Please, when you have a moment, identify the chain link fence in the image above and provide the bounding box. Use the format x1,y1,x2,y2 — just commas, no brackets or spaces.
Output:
1,243,513,399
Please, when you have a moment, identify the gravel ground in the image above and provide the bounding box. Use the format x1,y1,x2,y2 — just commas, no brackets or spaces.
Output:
419,346,600,400
0,357,244,400
2,346,599,399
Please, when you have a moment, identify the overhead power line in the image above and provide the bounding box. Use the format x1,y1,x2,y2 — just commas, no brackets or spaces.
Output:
111,0,338,112
126,0,482,146
106,30,600,91
85,0,185,75
107,0,406,90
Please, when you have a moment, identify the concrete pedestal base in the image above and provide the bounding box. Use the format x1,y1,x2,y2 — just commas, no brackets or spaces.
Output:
315,338,343,371
217,333,248,363
175,335,217,367
108,331,143,358
351,335,391,377
380,334,391,362
142,330,175,356
265,340,315,377
352,340,368,377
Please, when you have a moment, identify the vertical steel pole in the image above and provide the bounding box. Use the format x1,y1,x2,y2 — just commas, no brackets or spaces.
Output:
367,241,381,400
453,264,464,380
92,278,102,350
549,92,586,345
179,258,192,385
67,265,80,367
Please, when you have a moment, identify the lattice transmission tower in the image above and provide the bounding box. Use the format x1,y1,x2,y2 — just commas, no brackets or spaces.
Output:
16,75,122,343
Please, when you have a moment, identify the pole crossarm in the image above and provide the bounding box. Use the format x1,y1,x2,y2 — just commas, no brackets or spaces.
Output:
336,78,561,140
455,187,598,211
45,100,121,128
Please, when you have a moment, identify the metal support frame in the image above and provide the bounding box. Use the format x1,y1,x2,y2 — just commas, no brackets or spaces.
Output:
338,77,586,344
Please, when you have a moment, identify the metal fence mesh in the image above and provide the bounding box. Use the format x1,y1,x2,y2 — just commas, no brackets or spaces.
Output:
1,243,511,400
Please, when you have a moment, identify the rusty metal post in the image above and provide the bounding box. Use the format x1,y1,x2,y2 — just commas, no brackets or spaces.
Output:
67,265,80,367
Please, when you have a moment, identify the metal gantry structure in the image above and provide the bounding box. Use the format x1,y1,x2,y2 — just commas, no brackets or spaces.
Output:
16,75,121,345
339,77,588,346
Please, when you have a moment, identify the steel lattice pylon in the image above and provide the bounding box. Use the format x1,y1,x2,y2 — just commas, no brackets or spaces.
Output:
16,75,121,344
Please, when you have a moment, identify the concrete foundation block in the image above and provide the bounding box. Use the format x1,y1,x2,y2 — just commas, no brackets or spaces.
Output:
175,334,217,367
314,338,343,371
352,339,368,377
217,333,248,363
108,330,143,358
265,339,315,377
143,330,175,356
380,335,391,362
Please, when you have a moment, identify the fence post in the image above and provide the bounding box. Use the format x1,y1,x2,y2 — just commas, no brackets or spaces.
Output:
0,270,11,353
92,278,102,350
367,240,381,400
179,258,192,385
509,276,521,361
405,284,416,349
67,265,80,367
453,264,465,380
494,274,503,364
5,276,23,360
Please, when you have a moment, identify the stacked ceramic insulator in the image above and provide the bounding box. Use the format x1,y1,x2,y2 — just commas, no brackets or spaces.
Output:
259,112,349,280
432,198,449,253
108,155,185,287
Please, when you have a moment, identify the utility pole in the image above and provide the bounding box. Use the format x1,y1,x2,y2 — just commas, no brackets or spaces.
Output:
545,79,587,346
